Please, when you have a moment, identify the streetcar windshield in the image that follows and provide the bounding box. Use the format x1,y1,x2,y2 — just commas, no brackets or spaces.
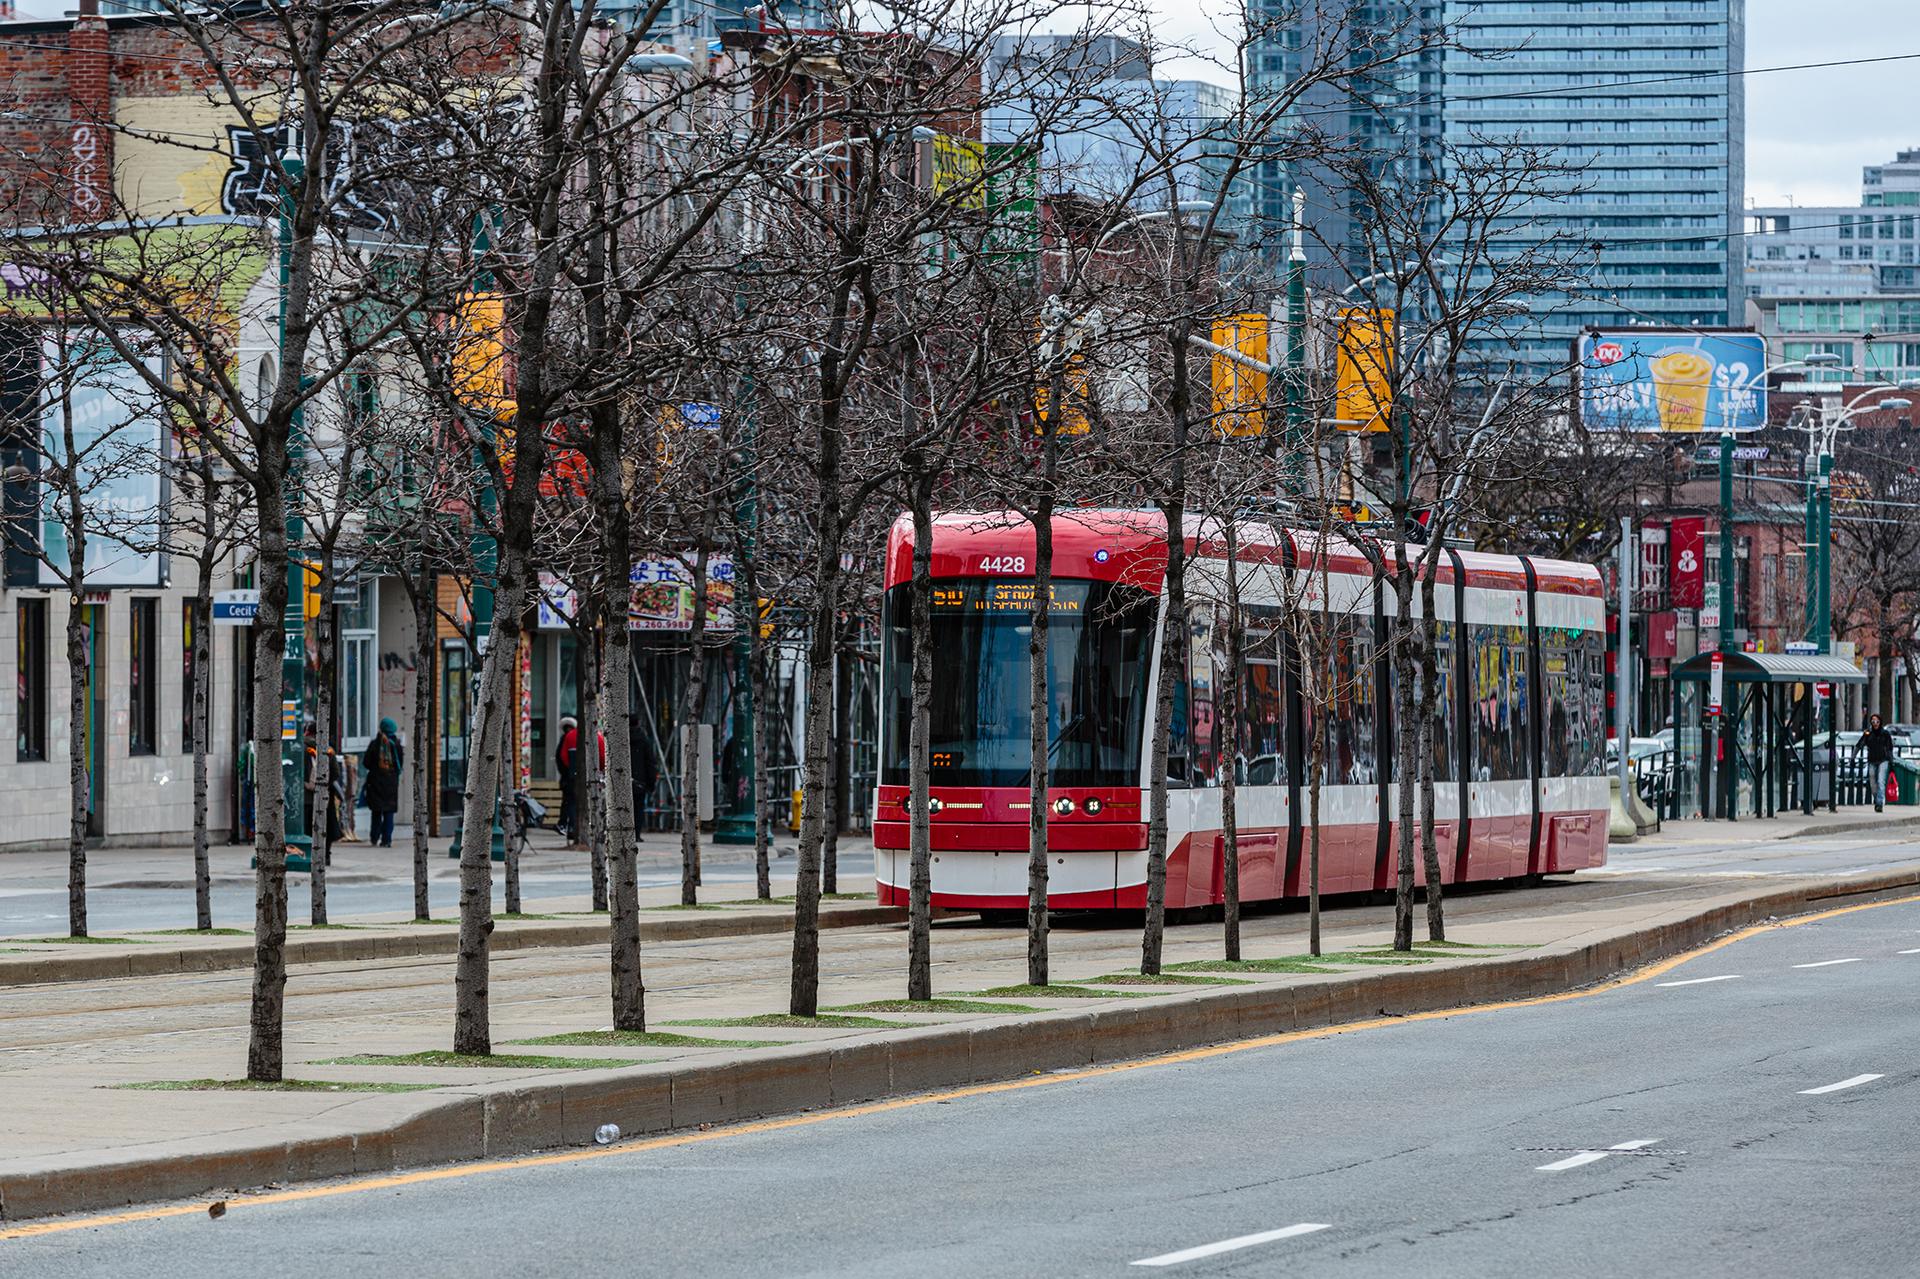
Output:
881,578,1157,788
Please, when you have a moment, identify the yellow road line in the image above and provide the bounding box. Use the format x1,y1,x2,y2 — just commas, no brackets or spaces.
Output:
5,890,1914,1243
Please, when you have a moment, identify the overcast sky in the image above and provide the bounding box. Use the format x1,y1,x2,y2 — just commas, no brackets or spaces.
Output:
18,0,1910,206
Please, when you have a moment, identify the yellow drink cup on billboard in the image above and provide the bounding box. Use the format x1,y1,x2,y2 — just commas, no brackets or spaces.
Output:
1651,348,1716,432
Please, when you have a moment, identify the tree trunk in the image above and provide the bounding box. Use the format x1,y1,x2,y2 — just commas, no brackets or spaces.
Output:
680,535,712,906
246,477,293,1082
1220,523,1243,962
452,565,528,1057
580,612,608,912
1026,490,1054,985
907,479,935,1000
410,561,434,922
1391,553,1417,952
590,397,644,1031
65,582,87,939
1417,569,1445,942
790,419,841,1016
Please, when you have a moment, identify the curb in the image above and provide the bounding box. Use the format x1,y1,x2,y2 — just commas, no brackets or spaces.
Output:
0,905,906,989
5,866,1919,1223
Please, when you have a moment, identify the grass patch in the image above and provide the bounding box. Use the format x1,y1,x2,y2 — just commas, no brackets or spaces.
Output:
510,1030,781,1049
665,1014,905,1030
643,903,735,912
141,927,253,937
1303,951,1433,966
315,1051,645,1070
117,1078,439,1094
21,935,151,944
289,924,367,931
828,999,1041,1015
498,913,561,921
1355,940,1530,954
958,984,1151,1000
1171,958,1345,975
1079,972,1253,987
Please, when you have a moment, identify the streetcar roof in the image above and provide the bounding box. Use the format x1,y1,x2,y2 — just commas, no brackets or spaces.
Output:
884,509,1601,599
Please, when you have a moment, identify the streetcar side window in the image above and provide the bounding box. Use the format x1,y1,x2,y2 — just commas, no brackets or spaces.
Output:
1469,623,1531,783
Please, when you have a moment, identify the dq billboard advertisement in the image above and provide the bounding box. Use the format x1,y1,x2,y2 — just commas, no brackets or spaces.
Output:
1577,330,1767,433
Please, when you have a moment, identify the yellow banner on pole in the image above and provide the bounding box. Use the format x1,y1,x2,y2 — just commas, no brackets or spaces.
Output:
1210,314,1269,437
453,292,513,421
1335,307,1395,432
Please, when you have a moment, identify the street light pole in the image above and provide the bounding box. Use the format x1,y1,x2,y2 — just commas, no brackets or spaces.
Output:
1285,188,1306,497
278,134,311,870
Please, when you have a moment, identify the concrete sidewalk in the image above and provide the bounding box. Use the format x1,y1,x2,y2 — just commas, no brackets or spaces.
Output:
1644,805,1920,845
6,858,1920,1223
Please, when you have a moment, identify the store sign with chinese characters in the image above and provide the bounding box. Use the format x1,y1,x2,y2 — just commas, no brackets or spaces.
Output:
628,556,735,631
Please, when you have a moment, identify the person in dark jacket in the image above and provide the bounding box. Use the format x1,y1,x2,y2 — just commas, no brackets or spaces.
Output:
360,717,405,847
1862,713,1897,812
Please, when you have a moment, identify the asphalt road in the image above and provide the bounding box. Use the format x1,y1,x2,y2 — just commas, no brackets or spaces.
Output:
11,892,1920,1276
0,836,873,936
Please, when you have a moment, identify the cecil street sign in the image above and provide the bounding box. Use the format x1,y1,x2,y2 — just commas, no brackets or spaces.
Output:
211,589,261,625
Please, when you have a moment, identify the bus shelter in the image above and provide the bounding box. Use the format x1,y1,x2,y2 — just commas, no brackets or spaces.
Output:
1670,651,1867,821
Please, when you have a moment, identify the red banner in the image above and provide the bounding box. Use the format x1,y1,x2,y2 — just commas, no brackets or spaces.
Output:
1670,517,1705,609
1648,610,1678,659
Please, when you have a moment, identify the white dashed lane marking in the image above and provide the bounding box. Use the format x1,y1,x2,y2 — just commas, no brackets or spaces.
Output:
1132,1223,1332,1267
1537,1139,1661,1172
1800,1074,1885,1096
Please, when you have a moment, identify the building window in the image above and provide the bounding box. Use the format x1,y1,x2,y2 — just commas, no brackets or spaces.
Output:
17,598,46,762
338,578,377,751
129,597,158,756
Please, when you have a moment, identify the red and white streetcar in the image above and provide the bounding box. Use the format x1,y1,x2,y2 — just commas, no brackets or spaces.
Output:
873,510,1609,912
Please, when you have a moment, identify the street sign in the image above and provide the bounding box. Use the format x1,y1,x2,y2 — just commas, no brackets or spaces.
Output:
1707,652,1725,715
212,589,261,625
1785,640,1818,656
281,699,299,739
1815,681,1833,700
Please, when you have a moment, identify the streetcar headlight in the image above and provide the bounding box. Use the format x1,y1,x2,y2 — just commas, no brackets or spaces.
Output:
1082,796,1103,816
1051,796,1076,816
926,796,944,815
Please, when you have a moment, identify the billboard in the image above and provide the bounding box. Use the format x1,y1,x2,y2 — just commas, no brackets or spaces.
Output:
1335,308,1394,432
39,334,167,588
1578,330,1767,433
928,133,986,210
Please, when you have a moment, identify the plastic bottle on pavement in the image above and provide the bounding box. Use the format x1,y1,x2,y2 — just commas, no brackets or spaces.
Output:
595,1124,620,1145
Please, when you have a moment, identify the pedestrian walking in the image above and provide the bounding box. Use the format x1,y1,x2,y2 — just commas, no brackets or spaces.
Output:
360,717,405,847
1861,713,1896,812
555,715,579,843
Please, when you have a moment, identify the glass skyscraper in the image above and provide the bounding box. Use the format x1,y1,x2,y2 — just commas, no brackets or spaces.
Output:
1445,0,1745,368
1252,0,1745,372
